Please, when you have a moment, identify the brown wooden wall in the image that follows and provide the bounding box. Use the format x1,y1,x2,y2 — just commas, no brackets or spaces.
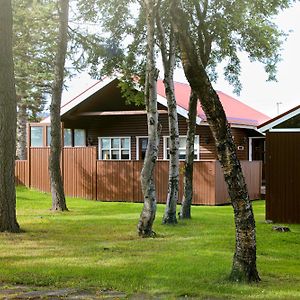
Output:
266,132,300,223
63,114,250,161
15,147,261,205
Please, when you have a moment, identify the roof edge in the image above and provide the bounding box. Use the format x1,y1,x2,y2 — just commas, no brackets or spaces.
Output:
258,105,300,132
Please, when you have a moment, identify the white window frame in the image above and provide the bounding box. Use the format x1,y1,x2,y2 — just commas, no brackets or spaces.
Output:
163,135,200,161
98,137,131,160
136,136,148,160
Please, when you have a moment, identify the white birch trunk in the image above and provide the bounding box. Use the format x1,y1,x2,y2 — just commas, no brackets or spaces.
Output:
156,15,180,225
137,0,160,237
179,90,197,219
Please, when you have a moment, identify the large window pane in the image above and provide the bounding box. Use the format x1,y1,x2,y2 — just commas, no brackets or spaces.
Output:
111,138,120,148
121,138,129,149
64,129,72,147
74,129,85,146
121,150,129,159
30,127,43,147
101,138,110,149
102,150,110,160
111,150,120,159
179,137,186,148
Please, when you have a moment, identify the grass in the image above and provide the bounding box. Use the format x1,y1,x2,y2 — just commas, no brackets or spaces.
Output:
0,186,300,299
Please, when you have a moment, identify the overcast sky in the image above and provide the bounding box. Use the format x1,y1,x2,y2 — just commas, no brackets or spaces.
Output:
64,2,300,118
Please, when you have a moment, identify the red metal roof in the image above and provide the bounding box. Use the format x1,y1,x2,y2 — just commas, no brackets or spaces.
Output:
157,80,270,126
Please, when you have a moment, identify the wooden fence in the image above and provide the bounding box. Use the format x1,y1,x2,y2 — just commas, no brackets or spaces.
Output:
15,147,262,205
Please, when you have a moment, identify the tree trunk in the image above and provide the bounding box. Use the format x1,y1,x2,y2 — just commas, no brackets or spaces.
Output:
137,0,160,237
179,90,197,219
162,73,179,224
16,102,27,160
170,2,260,282
0,0,20,233
156,16,179,225
49,0,69,211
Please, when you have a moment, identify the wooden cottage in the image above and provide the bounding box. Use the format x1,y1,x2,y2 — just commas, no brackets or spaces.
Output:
18,77,269,205
259,105,300,223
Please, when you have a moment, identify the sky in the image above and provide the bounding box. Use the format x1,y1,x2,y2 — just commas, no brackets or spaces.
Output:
64,2,300,119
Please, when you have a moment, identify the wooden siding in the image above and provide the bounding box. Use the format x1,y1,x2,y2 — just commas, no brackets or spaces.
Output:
266,132,300,223
64,114,250,161
15,160,28,186
15,147,261,206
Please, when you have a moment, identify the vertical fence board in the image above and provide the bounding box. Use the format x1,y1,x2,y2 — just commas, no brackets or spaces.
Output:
63,147,97,200
15,160,28,186
30,148,51,192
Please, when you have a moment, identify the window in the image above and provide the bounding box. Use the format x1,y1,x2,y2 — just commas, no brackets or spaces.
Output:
64,128,72,147
164,135,199,160
74,129,86,146
136,137,148,160
30,126,43,147
99,137,131,160
46,126,51,146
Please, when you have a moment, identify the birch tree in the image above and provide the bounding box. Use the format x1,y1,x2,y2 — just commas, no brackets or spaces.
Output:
179,89,197,219
0,0,20,233
156,5,180,225
49,0,69,211
169,0,293,282
137,0,160,237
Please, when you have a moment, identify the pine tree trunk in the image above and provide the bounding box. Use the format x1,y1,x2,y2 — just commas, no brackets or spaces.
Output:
49,0,69,211
16,102,27,160
137,0,159,237
179,90,197,219
0,0,20,233
170,2,260,282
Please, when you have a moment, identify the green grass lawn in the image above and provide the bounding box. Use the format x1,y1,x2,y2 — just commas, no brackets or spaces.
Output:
0,186,300,299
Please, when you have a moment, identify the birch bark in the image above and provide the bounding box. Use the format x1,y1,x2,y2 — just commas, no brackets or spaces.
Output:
170,2,260,282
156,13,179,224
179,90,197,219
137,0,160,237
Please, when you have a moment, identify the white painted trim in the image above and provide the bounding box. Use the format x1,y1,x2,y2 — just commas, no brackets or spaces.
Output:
248,138,253,162
98,136,131,160
269,128,300,132
136,136,148,160
157,94,202,125
259,107,300,132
